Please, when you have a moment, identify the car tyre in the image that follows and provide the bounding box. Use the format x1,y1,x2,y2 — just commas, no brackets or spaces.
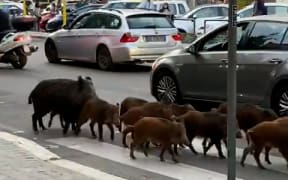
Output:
11,54,27,69
97,46,114,71
45,40,61,63
153,70,182,104
271,85,288,116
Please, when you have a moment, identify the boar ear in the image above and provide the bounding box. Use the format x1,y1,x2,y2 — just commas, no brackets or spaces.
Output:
85,76,92,81
116,102,120,107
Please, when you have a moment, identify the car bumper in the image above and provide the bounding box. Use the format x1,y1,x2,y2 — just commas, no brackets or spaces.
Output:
111,44,183,63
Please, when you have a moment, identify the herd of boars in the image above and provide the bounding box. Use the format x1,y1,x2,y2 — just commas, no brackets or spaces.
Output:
28,76,288,170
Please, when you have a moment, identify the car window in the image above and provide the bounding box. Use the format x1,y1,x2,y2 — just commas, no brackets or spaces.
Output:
267,6,288,15
200,23,249,51
168,4,177,15
192,7,219,18
281,31,288,50
178,3,186,14
238,8,253,18
71,14,104,29
127,14,174,29
103,14,121,29
245,22,288,50
220,7,228,16
106,2,139,9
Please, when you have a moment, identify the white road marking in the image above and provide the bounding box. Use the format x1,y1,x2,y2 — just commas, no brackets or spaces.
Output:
0,131,127,180
47,137,244,180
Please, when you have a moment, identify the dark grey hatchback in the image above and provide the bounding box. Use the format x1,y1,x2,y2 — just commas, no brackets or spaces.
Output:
150,15,288,116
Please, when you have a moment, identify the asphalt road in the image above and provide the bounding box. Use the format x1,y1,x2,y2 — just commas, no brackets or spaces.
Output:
0,39,287,180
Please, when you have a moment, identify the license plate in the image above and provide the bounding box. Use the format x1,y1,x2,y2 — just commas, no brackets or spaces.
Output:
23,45,30,53
144,35,166,42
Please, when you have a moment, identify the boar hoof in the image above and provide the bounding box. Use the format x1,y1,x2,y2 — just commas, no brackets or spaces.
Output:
123,144,129,148
259,165,266,170
99,138,104,142
34,131,39,135
160,157,165,162
130,155,136,160
173,158,179,163
240,161,245,167
219,155,226,159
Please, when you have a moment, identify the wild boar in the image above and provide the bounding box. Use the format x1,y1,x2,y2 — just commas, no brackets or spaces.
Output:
120,97,148,116
28,76,97,134
123,117,189,163
174,111,227,159
240,117,288,169
120,102,174,147
75,97,120,141
215,102,278,144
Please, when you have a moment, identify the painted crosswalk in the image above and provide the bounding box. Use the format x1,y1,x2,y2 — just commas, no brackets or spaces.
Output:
46,136,288,180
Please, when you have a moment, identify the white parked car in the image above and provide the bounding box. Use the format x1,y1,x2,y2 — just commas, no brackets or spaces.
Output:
44,9,183,71
201,3,288,35
173,4,228,35
102,0,190,17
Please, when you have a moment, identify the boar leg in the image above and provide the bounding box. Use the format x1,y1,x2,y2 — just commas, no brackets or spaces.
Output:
130,141,136,160
188,136,198,155
89,121,97,138
202,138,208,152
168,145,179,163
215,139,225,159
159,144,168,162
60,115,65,128
32,113,39,133
98,122,104,141
38,118,46,130
253,145,265,169
48,112,56,128
264,146,272,164
173,144,179,156
62,119,70,135
240,145,253,167
204,140,214,156
223,139,227,148
106,123,115,141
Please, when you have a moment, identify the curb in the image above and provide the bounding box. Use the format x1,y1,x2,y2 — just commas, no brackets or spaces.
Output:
0,131,127,180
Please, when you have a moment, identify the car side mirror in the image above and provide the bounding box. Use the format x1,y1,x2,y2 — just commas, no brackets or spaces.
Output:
192,14,197,19
188,44,198,55
63,24,70,29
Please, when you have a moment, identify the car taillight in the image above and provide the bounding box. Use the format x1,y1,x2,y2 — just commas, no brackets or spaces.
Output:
120,33,139,43
172,34,182,41
14,35,31,42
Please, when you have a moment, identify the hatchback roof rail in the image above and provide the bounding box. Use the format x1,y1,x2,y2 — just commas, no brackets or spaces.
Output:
98,8,123,14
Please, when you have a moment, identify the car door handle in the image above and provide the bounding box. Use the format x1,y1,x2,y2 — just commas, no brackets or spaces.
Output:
269,58,283,64
221,59,228,64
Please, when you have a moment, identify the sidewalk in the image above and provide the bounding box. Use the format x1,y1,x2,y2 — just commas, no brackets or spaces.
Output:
0,131,126,180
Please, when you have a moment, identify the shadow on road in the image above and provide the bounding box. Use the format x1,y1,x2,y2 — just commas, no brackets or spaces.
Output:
52,60,152,73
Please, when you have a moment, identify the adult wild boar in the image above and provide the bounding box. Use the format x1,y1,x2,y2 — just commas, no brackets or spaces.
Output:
124,117,189,163
119,97,148,116
240,117,288,169
75,97,120,141
28,76,97,134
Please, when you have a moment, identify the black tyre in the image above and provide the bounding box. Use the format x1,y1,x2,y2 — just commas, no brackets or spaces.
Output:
153,70,182,104
11,54,27,69
271,85,288,116
96,46,114,71
45,40,61,63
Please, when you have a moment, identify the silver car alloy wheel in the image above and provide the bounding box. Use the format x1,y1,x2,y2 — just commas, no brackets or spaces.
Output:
279,91,288,116
156,75,177,103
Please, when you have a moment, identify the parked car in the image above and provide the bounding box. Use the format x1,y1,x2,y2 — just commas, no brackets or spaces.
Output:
102,0,189,17
46,4,103,32
44,9,183,71
173,4,228,35
202,3,288,35
150,15,288,116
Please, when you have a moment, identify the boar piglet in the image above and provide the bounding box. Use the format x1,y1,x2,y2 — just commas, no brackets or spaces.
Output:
216,102,278,144
123,117,189,163
120,102,174,145
75,97,120,141
28,76,96,134
241,117,288,169
175,111,227,159
119,97,148,116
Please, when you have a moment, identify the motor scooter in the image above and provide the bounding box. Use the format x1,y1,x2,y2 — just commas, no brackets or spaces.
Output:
0,32,38,69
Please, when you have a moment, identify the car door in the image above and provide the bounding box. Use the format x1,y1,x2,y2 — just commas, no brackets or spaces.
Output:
72,13,105,61
55,13,91,60
237,21,288,104
178,22,250,101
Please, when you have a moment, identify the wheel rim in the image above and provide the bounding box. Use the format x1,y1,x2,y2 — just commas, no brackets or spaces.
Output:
279,91,288,116
98,54,109,69
156,75,177,103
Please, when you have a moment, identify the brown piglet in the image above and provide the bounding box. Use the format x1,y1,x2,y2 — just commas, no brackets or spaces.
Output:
123,117,189,163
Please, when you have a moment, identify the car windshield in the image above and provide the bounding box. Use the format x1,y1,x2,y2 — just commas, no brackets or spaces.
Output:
127,14,174,29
